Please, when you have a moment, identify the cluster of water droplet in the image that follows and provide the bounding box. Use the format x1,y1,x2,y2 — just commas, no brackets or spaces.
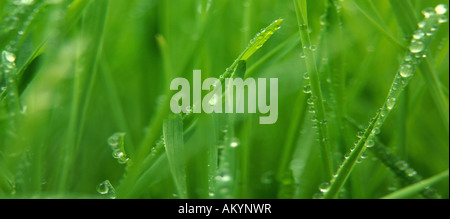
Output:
374,4,448,131
313,5,448,199
1,49,21,117
1,0,46,118
107,132,129,164
243,19,283,59
96,180,117,199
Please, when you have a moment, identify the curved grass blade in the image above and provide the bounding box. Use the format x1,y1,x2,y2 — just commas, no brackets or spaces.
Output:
322,8,447,199
381,170,449,199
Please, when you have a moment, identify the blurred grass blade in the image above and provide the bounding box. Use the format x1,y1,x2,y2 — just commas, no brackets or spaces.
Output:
323,0,349,157
352,0,405,49
164,115,187,199
381,170,449,199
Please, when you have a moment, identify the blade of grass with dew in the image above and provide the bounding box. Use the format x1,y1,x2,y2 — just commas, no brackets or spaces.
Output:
0,0,91,101
163,114,187,199
293,0,334,179
381,169,449,199
214,60,248,199
246,33,300,79
389,1,449,132
118,19,283,198
345,116,443,199
322,9,447,199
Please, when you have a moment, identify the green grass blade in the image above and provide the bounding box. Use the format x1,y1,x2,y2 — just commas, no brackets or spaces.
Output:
322,0,350,158
323,9,446,199
294,0,334,178
389,1,449,131
381,169,449,199
240,19,283,61
346,116,443,199
322,113,380,199
163,114,187,199
352,0,405,50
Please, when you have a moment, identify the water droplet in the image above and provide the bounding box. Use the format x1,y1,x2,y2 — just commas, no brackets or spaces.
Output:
438,14,448,23
13,0,34,6
404,54,413,62
112,150,122,158
319,182,330,193
435,4,448,15
360,152,368,159
406,168,417,177
107,132,125,147
357,131,364,138
422,7,436,18
299,51,306,59
400,64,413,78
413,30,425,39
208,192,215,197
387,97,396,110
320,14,327,26
221,175,231,182
366,139,375,148
303,85,311,94
230,138,240,148
2,51,16,63
97,180,116,199
303,72,310,80
308,105,316,114
410,41,424,53
312,193,324,199
395,160,409,171
299,24,307,30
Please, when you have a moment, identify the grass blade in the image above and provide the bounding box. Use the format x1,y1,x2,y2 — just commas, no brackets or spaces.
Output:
381,170,449,199
389,1,449,131
352,0,405,50
293,0,334,178
323,8,447,199
163,115,187,199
